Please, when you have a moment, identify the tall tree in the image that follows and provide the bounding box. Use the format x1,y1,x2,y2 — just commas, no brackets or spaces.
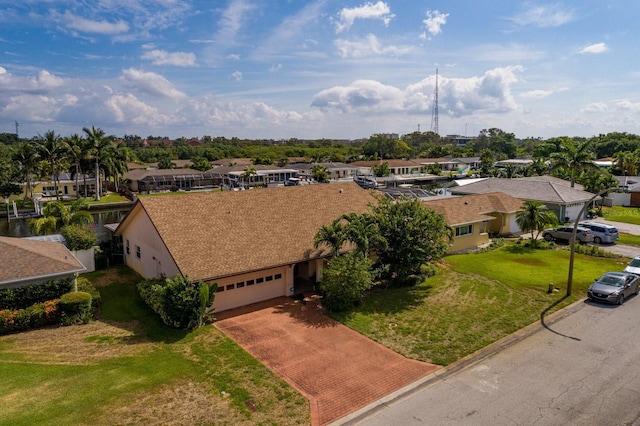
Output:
549,138,598,187
515,201,557,246
12,141,40,201
65,134,87,199
314,218,346,256
36,130,67,200
83,126,112,201
28,199,93,235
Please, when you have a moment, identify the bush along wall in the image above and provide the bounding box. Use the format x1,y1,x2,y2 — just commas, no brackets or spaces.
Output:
58,292,93,325
0,300,60,334
0,278,74,311
137,275,217,329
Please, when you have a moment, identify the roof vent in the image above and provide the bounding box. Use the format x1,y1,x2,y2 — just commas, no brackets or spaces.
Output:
339,188,344,193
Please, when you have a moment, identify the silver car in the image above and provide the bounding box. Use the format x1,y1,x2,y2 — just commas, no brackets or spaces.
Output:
542,226,594,244
578,221,619,244
623,256,640,276
587,271,639,305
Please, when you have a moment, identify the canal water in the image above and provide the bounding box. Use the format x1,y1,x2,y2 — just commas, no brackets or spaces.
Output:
0,208,130,242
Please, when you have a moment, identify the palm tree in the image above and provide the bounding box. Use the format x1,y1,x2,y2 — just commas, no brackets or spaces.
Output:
242,167,257,188
314,218,346,256
37,130,68,200
83,126,112,201
29,199,93,235
66,134,87,199
12,141,40,201
103,143,132,192
613,151,640,176
516,201,557,246
157,156,176,170
549,138,598,187
340,213,380,257
311,164,329,183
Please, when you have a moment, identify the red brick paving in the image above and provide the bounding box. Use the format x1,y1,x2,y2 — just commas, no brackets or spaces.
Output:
215,297,440,425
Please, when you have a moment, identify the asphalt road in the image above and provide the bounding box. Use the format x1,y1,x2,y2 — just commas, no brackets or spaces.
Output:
356,298,640,425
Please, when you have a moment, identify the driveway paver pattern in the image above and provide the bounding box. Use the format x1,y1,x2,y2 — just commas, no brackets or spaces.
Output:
215,297,439,425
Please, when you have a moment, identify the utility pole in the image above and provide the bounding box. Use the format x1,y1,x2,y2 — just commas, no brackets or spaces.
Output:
15,121,19,137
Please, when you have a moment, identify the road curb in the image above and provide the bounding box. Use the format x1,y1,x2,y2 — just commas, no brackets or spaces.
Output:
331,298,587,426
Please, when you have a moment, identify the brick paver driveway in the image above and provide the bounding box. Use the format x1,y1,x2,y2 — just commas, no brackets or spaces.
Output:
215,297,440,425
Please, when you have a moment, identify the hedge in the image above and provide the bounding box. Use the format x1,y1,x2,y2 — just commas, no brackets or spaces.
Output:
0,278,74,311
0,300,60,335
59,292,92,325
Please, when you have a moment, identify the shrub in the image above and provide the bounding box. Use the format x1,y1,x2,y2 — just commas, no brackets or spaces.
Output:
320,253,373,312
76,277,101,315
0,278,73,311
137,276,216,329
0,299,60,335
569,244,621,258
59,291,92,325
61,224,98,251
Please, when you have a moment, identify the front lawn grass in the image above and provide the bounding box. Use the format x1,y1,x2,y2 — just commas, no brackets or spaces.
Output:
602,206,640,225
618,232,640,247
0,266,309,426
331,244,627,366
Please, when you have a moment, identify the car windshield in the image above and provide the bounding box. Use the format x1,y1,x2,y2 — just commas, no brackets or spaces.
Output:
597,275,625,287
629,259,640,267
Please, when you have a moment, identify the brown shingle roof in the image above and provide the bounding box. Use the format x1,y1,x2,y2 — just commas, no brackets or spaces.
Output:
121,182,376,281
422,192,523,226
0,237,86,285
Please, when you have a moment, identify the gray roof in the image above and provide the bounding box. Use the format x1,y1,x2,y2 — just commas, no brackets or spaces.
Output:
449,176,594,204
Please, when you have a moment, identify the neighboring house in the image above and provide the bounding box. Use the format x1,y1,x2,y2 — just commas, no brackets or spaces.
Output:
610,176,640,207
210,164,300,188
348,159,447,187
449,176,594,222
422,192,523,252
124,168,217,193
493,158,533,168
19,172,96,199
0,236,86,289
292,162,359,180
114,182,376,312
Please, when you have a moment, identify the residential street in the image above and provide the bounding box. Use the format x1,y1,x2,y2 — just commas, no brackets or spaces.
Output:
352,298,640,425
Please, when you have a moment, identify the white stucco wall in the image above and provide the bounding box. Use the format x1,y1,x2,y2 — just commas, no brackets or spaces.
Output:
565,202,589,222
72,248,95,273
121,210,180,279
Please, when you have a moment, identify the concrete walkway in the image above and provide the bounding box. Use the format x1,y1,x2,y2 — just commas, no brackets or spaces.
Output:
215,297,439,426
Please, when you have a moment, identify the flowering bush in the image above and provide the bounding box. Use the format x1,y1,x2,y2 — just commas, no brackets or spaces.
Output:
0,299,60,335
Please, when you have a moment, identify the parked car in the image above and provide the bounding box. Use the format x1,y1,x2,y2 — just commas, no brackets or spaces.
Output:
623,256,640,276
354,176,377,189
587,271,639,305
542,226,594,244
578,221,619,244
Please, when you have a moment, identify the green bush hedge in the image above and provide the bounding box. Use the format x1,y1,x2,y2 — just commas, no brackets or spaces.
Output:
137,276,216,329
59,292,92,325
0,278,74,311
76,277,101,315
0,300,60,335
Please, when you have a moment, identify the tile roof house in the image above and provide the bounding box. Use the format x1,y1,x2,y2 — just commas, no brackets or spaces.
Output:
449,176,595,222
0,237,86,289
114,182,377,312
422,192,524,252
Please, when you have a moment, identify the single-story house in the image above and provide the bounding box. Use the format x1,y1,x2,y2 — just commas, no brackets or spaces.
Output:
449,176,595,222
291,162,359,180
0,236,86,289
124,168,217,193
209,164,301,188
114,182,376,312
422,192,524,252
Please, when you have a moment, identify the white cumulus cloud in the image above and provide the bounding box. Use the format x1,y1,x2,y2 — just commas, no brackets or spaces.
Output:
578,43,608,54
61,11,129,35
141,50,197,67
334,34,410,58
421,10,448,39
119,68,187,99
335,1,395,33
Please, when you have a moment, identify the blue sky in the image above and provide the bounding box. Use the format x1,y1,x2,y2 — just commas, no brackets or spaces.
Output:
1,1,639,141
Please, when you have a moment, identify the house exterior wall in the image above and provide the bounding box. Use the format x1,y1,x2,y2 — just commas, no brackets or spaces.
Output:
450,223,489,252
209,265,292,312
485,213,521,235
121,210,180,279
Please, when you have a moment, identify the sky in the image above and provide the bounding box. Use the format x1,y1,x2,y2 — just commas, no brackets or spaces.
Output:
1,1,639,141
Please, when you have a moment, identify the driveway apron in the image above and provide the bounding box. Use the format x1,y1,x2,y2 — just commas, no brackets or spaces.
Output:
215,297,440,426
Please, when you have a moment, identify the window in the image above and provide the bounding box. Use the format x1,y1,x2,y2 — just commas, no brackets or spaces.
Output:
246,279,255,286
256,277,264,284
126,240,130,255
236,281,245,288
135,245,141,259
265,275,273,282
455,225,473,237
216,286,224,292
274,273,282,280
226,284,235,291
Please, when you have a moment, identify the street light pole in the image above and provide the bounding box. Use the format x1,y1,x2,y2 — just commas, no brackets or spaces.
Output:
4,197,9,223
567,186,618,296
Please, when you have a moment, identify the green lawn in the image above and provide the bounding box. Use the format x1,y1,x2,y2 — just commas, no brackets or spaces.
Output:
0,266,309,426
602,206,640,225
618,232,640,247
331,244,627,366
